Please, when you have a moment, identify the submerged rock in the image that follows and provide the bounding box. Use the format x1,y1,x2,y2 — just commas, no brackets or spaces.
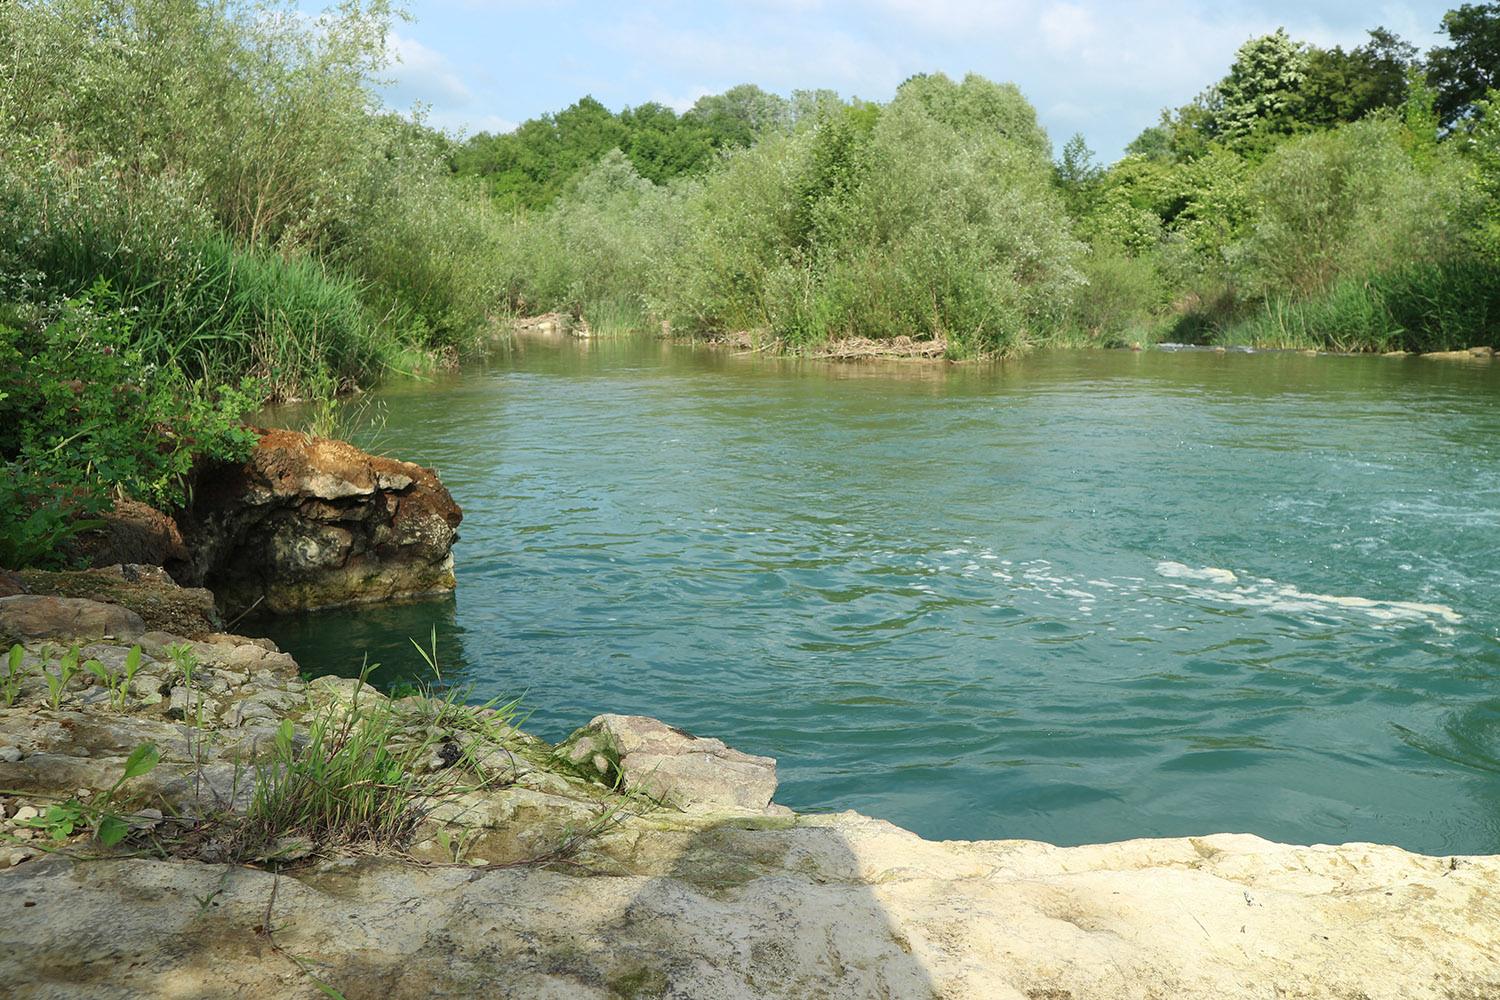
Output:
179,428,463,614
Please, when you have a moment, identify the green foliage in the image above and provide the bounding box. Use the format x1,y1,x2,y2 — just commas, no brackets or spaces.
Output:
45,647,82,710
0,0,503,378
493,149,683,329
83,644,146,711
1236,117,1467,297
12,741,159,847
243,646,520,858
1067,251,1166,343
1456,90,1500,258
2,644,38,708
1211,28,1311,149
1217,257,1500,352
450,85,794,211
648,73,1080,354
0,282,259,510
1428,3,1500,128
1298,28,1417,130
1372,257,1500,350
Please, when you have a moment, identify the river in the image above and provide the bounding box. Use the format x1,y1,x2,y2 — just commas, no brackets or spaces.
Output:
258,337,1500,854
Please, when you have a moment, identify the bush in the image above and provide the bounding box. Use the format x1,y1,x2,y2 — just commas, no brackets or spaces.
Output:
1236,116,1469,297
0,283,260,568
1215,257,1500,352
650,74,1083,354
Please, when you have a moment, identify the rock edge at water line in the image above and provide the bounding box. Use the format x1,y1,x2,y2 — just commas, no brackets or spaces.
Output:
1,594,1498,1000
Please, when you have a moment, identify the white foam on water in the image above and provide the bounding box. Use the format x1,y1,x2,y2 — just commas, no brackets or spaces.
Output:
1154,563,1463,626
1155,561,1238,584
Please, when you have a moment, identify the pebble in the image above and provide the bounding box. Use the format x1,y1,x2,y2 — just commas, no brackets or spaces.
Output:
0,745,21,762
0,847,35,868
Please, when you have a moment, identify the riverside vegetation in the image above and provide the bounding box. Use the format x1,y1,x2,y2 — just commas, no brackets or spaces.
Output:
4,1,1500,565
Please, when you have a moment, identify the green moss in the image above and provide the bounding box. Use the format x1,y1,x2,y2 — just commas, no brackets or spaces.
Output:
609,966,669,999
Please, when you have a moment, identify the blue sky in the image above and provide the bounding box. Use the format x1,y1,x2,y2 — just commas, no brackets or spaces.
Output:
373,1,1457,163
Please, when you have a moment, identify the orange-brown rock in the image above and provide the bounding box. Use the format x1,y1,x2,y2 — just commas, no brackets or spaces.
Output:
179,429,462,615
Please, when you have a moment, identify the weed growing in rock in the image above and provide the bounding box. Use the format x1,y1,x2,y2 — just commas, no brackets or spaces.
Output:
11,741,159,847
80,644,146,711
44,647,80,710
404,628,527,741
240,654,522,862
2,644,36,707
167,643,209,766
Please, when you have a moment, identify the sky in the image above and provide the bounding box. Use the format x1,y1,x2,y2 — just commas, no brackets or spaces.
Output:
370,0,1459,163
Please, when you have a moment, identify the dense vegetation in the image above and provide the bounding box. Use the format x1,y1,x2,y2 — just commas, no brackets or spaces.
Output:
4,0,1500,567
0,0,505,564
468,5,1500,355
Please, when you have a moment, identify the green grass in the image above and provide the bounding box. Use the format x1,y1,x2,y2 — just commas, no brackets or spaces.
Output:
238,640,522,862
1213,258,1500,353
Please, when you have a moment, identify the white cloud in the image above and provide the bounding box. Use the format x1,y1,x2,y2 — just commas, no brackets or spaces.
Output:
1038,2,1097,52
652,86,715,113
386,31,472,108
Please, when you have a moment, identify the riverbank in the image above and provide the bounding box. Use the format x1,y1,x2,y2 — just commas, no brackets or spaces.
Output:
2,575,1498,999
511,314,1500,365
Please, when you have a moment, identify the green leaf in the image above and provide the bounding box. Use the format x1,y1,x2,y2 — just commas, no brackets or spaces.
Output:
96,814,129,847
275,718,295,757
122,741,159,780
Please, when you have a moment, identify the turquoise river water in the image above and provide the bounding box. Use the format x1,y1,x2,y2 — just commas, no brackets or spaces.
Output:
258,337,1500,854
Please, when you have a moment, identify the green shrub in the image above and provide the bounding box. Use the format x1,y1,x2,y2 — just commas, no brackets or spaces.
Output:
0,282,260,562
1236,116,1469,297
1213,257,1500,352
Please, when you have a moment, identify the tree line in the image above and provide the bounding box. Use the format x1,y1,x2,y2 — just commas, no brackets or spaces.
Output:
3,0,1498,566
478,4,1500,355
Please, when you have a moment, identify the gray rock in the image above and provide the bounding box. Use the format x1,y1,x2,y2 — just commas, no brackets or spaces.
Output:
560,714,782,814
0,596,147,643
222,700,279,727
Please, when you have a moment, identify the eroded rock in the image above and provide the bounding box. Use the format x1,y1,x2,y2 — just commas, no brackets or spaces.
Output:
179,428,463,614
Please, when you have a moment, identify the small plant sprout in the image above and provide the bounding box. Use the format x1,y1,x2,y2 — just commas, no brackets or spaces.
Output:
2,644,37,707
166,643,209,763
119,644,144,709
14,741,159,847
81,645,144,710
435,825,485,866
45,646,82,710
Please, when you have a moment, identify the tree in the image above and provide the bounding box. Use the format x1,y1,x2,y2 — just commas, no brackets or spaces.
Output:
1124,124,1173,161
891,71,1052,159
1299,28,1417,129
1428,3,1500,127
686,84,791,146
1211,29,1310,147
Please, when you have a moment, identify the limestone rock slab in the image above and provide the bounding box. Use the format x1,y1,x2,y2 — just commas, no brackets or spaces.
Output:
560,713,783,814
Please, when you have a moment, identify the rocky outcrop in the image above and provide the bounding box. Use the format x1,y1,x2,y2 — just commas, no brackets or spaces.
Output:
75,498,195,579
3,600,1499,999
11,565,222,639
179,428,462,615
